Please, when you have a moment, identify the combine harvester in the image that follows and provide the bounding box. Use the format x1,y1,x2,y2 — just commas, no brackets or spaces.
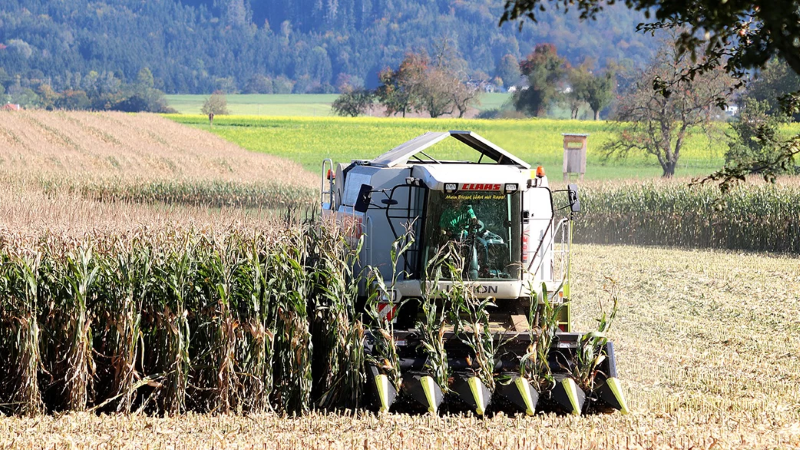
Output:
321,131,627,416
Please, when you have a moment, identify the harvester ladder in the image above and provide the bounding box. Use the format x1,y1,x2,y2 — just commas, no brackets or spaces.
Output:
530,218,569,284
320,158,334,209
552,219,571,288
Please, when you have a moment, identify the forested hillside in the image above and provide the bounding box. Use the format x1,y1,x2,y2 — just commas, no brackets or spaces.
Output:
0,0,654,94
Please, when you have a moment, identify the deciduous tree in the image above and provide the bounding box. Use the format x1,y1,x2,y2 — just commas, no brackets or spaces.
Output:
495,54,521,88
332,88,374,117
245,74,274,94
419,68,457,118
513,44,567,117
745,59,800,121
201,90,230,115
566,64,590,119
581,70,615,120
56,90,91,110
501,0,800,185
374,51,479,118
725,98,791,174
375,52,428,117
36,84,60,110
451,82,480,119
603,39,734,178
136,68,155,89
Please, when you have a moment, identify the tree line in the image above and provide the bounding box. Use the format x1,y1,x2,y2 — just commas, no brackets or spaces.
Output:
0,0,656,96
333,36,799,181
333,43,617,119
509,44,615,120
0,66,173,112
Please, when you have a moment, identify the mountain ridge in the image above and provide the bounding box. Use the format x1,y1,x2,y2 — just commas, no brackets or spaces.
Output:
0,0,655,94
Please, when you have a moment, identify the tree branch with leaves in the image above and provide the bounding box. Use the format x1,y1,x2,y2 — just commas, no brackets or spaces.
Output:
603,37,734,178
501,0,800,186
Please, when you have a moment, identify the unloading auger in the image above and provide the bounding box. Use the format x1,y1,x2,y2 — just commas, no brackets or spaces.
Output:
321,131,628,416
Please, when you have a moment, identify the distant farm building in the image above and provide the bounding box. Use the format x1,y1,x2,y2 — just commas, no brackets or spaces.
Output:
2,103,21,111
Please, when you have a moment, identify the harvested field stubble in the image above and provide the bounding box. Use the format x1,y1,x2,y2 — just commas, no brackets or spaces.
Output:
0,244,797,449
0,111,316,209
0,111,312,184
1,411,797,449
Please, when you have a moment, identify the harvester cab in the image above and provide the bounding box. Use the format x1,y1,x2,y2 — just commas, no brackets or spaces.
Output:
320,131,627,416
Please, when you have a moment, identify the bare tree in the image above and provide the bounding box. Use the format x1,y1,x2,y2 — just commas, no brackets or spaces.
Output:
604,38,734,177
419,68,456,118
452,82,480,118
429,38,480,118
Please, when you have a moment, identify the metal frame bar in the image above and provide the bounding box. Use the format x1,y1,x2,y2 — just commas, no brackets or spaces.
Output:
320,158,334,208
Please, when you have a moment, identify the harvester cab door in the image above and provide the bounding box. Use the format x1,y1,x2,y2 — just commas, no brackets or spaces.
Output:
523,186,554,282
379,181,427,278
334,165,428,280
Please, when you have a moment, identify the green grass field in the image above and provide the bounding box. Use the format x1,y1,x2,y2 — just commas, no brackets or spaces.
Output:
475,93,513,111
168,115,735,179
165,93,512,116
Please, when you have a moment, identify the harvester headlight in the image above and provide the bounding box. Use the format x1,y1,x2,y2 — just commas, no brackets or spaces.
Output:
444,183,458,193
504,183,519,194
378,288,396,303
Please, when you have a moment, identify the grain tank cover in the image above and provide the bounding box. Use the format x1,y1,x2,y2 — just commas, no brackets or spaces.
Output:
369,131,531,169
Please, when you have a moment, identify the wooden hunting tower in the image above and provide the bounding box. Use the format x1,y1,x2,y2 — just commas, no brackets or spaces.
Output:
562,133,588,181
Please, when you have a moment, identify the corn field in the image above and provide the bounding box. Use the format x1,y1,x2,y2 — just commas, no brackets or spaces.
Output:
576,181,800,253
0,224,369,416
1,244,798,449
1,110,799,447
42,177,314,210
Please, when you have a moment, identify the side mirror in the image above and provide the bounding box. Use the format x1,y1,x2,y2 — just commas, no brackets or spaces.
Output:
354,184,373,213
567,183,580,213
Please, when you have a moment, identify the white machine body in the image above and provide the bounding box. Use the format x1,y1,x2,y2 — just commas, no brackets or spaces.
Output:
321,131,571,304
